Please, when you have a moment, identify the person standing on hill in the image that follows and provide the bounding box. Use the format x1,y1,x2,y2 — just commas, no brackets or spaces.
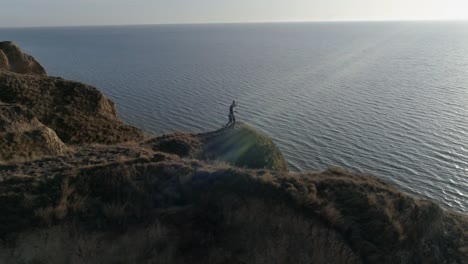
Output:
226,100,238,127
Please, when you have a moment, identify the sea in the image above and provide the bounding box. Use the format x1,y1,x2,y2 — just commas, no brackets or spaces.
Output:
1,22,467,213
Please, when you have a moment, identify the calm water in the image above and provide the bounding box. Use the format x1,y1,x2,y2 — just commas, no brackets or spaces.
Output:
1,22,467,212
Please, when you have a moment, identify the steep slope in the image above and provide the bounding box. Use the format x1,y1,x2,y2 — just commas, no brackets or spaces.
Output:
0,41,46,76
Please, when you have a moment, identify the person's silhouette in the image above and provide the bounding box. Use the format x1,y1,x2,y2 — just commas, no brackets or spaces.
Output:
226,100,238,127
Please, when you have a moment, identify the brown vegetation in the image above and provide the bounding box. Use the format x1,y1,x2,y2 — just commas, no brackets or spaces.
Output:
0,151,466,263
143,123,288,171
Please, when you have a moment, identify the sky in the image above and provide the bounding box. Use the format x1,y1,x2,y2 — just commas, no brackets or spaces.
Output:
1,0,468,27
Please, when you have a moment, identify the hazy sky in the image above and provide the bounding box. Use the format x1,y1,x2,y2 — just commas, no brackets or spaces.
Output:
1,0,468,27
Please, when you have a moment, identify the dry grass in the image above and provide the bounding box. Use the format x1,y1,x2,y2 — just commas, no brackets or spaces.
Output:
143,123,289,171
34,207,55,226
143,132,202,158
1,157,466,263
199,123,288,171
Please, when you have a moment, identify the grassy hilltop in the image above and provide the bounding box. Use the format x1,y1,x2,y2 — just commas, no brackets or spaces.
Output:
0,42,466,264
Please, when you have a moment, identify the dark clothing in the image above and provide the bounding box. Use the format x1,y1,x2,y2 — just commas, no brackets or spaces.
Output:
226,101,238,128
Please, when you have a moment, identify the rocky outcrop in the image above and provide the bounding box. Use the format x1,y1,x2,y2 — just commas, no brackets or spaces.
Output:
0,69,143,145
0,42,143,145
0,41,46,76
0,103,65,160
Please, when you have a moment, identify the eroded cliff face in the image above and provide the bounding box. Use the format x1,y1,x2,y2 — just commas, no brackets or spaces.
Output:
0,42,143,146
0,41,46,76
0,103,65,160
0,70,143,144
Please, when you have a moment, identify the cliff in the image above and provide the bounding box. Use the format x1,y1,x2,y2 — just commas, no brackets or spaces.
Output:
0,41,46,76
0,42,466,264
0,52,143,145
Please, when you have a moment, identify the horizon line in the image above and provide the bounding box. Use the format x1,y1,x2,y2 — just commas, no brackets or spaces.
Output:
1,18,468,29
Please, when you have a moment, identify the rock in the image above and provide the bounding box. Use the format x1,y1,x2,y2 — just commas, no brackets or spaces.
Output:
0,70,143,144
0,41,46,76
0,103,65,160
0,41,142,145
0,51,8,70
